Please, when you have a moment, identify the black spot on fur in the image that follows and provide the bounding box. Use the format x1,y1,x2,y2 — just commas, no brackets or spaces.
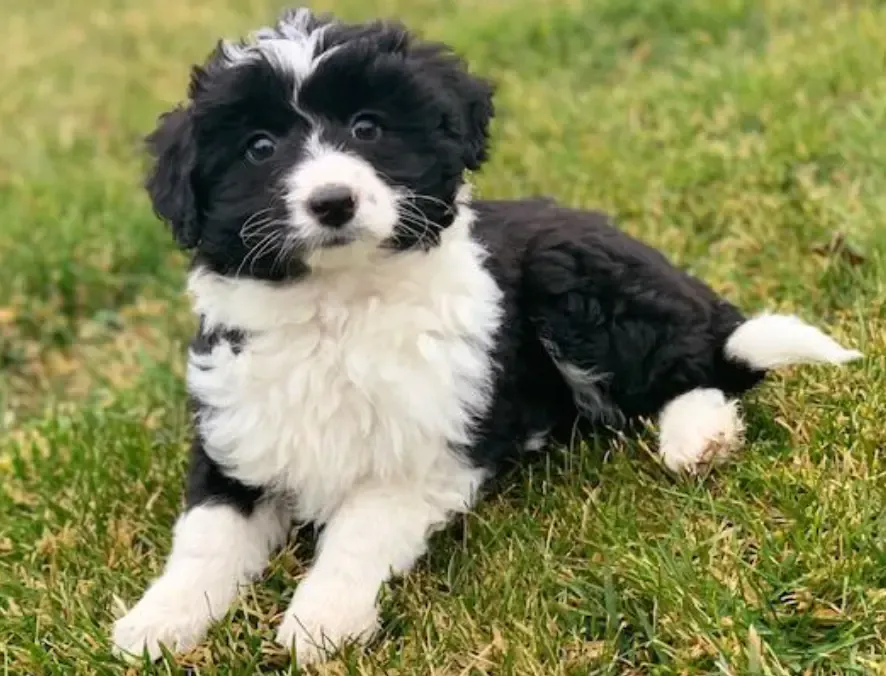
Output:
191,317,247,358
184,428,264,515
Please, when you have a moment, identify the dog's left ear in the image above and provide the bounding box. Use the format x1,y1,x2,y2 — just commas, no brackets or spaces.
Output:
456,71,495,171
144,104,202,249
449,69,495,171
413,40,495,172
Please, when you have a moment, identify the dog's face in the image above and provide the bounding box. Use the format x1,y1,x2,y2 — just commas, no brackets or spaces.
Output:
145,9,494,279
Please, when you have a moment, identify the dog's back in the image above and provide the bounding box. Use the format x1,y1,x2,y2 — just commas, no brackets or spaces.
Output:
471,198,858,439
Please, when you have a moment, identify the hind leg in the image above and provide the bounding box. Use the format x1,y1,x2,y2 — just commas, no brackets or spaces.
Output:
657,388,745,474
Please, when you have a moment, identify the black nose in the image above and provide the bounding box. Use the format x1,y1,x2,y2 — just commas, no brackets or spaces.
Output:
306,184,356,228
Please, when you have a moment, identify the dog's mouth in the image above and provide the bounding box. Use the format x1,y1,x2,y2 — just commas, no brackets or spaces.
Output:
312,229,359,249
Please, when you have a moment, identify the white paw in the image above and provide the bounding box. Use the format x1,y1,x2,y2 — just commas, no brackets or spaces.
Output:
275,576,379,665
111,588,212,662
658,388,745,474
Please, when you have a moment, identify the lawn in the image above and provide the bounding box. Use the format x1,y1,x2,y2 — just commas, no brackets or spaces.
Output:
1,0,884,673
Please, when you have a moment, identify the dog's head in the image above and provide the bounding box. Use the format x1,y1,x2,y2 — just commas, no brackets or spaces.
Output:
145,8,494,279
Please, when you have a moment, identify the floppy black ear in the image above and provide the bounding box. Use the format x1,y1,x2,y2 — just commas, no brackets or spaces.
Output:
455,72,495,171
144,105,202,249
407,38,496,172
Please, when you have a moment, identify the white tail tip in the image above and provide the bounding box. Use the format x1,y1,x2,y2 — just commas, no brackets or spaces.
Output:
725,313,862,370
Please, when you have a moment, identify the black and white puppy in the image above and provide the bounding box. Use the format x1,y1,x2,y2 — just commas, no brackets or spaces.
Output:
112,8,861,665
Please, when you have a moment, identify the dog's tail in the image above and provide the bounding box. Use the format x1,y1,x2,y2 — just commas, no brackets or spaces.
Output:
724,313,861,371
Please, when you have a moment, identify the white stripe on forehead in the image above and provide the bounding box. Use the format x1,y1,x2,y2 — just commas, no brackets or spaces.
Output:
218,8,336,87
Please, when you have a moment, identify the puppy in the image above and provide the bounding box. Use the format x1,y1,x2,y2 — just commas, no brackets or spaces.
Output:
112,8,861,665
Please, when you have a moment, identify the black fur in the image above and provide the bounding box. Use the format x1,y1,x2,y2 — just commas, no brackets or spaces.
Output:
145,106,201,249
190,317,246,358
184,434,263,516
467,198,765,471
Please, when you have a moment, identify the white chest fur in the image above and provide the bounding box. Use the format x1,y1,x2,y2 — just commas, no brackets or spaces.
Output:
185,214,503,523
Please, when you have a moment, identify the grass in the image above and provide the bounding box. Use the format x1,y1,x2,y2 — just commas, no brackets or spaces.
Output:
1,0,884,673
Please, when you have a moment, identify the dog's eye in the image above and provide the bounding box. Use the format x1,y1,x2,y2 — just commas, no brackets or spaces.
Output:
245,133,277,164
350,115,382,142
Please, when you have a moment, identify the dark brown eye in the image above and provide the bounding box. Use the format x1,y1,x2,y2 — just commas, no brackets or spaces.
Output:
245,133,277,164
350,115,382,142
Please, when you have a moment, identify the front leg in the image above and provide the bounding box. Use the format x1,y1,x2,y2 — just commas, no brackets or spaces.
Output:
111,438,289,661
276,476,479,664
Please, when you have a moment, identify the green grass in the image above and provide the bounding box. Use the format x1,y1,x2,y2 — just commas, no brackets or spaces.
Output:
1,0,884,673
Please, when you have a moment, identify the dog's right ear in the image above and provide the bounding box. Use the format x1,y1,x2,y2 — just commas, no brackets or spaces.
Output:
144,105,201,249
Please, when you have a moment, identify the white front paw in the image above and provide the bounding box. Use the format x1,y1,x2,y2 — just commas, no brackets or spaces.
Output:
275,578,379,665
111,598,208,662
113,606,206,660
